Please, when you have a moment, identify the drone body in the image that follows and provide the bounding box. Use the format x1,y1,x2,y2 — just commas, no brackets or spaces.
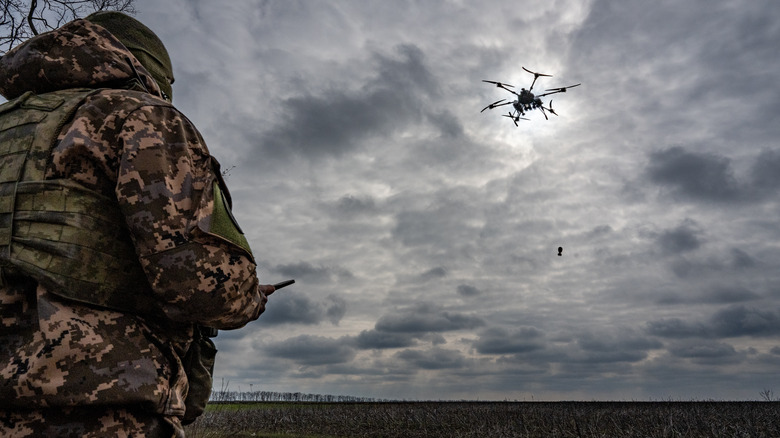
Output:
481,67,580,126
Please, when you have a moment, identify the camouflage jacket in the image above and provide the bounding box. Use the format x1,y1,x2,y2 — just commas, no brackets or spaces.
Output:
0,19,266,419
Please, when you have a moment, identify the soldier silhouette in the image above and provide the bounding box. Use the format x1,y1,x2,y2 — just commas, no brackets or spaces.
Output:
0,12,278,437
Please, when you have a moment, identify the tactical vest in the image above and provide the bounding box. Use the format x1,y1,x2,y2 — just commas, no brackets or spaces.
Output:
0,88,160,316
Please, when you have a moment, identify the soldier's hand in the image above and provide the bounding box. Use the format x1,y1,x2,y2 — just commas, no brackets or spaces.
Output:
260,284,276,296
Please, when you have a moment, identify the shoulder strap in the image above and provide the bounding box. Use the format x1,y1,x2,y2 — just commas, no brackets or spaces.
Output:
25,88,101,181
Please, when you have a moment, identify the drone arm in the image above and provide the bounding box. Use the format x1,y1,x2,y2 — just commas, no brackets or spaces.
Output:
498,84,519,96
536,90,563,98
481,100,513,112
529,77,539,92
540,83,581,97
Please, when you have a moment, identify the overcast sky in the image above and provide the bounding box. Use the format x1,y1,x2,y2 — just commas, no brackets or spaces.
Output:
131,0,780,401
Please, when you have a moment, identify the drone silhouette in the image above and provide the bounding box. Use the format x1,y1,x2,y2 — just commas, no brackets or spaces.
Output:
481,67,580,126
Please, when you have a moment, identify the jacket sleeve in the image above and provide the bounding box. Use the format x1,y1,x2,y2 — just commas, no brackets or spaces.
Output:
115,104,266,329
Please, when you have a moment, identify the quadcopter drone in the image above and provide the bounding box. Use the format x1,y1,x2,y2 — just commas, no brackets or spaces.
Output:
481,67,580,126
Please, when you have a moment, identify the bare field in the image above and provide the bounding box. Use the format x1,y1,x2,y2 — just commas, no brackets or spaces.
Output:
184,401,780,438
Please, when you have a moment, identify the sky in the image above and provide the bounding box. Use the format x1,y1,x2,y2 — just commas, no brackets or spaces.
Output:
127,0,780,401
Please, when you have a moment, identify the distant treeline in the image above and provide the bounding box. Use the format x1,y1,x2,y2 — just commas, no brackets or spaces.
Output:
210,389,387,403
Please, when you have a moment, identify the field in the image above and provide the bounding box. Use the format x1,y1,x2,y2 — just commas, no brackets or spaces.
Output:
184,401,780,437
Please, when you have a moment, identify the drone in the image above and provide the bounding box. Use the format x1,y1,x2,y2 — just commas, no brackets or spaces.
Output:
481,67,580,126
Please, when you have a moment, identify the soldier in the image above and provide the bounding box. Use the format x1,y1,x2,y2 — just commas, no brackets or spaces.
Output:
0,11,276,437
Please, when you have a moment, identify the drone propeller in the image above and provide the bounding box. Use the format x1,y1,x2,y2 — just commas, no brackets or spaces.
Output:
483,80,519,96
539,83,581,97
546,100,558,116
522,67,552,91
538,106,549,120
522,67,552,78
481,99,511,112
482,80,514,88
502,112,528,126
544,84,582,93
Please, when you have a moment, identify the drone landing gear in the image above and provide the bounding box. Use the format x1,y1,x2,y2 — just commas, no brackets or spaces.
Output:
503,111,529,127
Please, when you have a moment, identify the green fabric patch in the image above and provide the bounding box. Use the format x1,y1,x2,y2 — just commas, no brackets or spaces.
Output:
211,182,252,256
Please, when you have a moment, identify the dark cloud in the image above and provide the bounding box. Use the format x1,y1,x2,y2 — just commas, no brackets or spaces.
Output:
263,334,356,366
328,195,379,218
667,259,696,280
420,267,448,281
260,292,346,326
392,209,452,248
427,109,465,139
394,347,466,370
710,306,780,338
647,147,780,204
273,261,354,284
654,285,761,306
576,331,661,354
395,266,451,286
647,147,741,202
588,225,613,238
352,303,484,350
729,249,758,270
750,149,780,195
255,44,436,161
456,284,481,297
667,340,741,365
565,349,648,366
374,303,485,333
260,293,321,325
665,247,763,280
392,200,481,248
325,294,347,325
473,326,545,355
647,305,780,339
354,329,416,350
656,219,703,255
566,330,662,364
646,318,704,339
706,287,760,304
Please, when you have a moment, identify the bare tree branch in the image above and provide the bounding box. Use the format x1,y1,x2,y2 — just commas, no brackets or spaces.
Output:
0,0,136,53
26,0,36,35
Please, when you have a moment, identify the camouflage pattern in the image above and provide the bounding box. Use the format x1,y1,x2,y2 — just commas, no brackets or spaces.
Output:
0,19,267,437
0,18,162,101
1,403,174,437
0,88,168,318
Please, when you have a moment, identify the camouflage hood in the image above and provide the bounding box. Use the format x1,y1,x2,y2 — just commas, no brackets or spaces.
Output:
0,19,163,100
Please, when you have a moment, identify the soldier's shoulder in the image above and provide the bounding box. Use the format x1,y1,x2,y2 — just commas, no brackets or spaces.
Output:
88,88,176,112
76,88,194,133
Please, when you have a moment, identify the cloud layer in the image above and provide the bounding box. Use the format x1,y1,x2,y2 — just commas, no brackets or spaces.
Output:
134,0,780,401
